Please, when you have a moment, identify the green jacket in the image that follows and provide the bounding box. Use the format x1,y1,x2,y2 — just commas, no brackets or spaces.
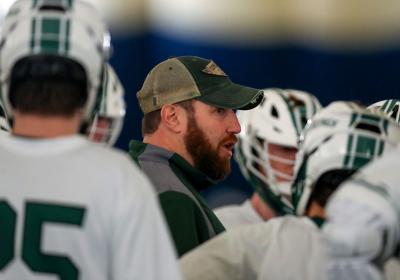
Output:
129,140,225,256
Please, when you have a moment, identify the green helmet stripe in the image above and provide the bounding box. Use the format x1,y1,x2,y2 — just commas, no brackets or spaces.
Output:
349,112,357,126
344,134,354,167
378,139,385,155
64,19,70,53
381,99,390,112
292,155,308,212
386,99,396,113
382,118,389,134
30,18,37,51
360,113,381,123
344,134,381,168
40,18,61,53
276,89,301,137
29,17,71,55
90,65,107,119
100,66,109,113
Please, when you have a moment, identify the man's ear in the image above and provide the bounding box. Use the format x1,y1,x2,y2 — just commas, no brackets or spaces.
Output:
160,104,186,133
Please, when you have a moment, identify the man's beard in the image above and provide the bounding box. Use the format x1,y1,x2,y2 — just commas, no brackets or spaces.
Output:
184,115,235,181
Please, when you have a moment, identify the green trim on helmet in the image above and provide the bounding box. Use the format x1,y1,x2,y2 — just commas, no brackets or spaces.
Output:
100,65,109,113
344,134,354,168
90,65,106,120
64,19,70,53
291,154,308,212
360,113,381,123
378,139,385,155
383,99,397,113
382,118,389,134
350,112,389,134
349,112,357,126
344,134,383,169
41,18,61,53
276,89,301,137
298,106,309,128
30,18,36,51
382,100,391,112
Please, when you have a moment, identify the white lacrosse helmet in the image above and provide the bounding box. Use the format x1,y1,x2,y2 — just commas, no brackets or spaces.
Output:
86,63,125,146
235,88,321,215
292,101,400,216
0,0,111,120
367,99,400,125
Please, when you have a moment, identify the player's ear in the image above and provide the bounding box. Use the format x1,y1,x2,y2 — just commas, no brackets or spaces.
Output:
160,104,186,133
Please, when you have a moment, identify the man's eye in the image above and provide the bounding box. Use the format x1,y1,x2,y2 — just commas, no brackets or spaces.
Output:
217,108,226,114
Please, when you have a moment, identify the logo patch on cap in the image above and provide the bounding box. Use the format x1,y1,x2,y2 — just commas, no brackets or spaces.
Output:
250,91,264,104
202,61,227,76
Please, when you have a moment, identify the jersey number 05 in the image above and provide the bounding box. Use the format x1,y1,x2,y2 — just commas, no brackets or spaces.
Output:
0,200,85,280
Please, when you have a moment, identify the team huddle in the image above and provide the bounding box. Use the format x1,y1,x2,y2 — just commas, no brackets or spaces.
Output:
0,0,399,279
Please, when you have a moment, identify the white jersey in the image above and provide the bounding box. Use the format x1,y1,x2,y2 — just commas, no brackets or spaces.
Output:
323,147,400,280
0,135,182,280
214,199,263,230
180,216,325,280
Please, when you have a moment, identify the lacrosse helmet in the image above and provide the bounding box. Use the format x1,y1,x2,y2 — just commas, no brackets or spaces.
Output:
235,88,321,215
292,101,400,216
86,63,125,146
0,0,111,120
368,99,400,125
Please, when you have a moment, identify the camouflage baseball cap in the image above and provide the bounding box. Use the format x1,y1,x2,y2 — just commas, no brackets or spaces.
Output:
137,56,264,114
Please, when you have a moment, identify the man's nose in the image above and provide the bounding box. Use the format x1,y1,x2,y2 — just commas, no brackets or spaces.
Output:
227,110,241,134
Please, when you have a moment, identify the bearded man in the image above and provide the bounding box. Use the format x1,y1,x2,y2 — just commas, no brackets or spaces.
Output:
129,56,264,256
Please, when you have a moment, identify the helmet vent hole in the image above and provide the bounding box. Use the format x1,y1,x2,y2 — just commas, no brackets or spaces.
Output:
39,5,66,12
355,123,381,134
391,105,399,118
271,106,279,118
301,117,308,127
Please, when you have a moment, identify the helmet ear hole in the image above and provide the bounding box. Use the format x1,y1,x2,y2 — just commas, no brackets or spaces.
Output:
391,105,399,118
271,105,279,118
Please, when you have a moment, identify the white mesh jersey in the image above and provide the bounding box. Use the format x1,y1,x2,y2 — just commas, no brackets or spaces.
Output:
180,216,325,280
214,199,263,230
0,135,181,280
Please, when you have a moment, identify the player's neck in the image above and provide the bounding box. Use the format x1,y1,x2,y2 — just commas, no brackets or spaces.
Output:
251,193,276,220
12,111,82,138
306,201,325,219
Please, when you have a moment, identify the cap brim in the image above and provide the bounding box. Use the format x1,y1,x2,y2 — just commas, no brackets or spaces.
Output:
197,83,264,110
